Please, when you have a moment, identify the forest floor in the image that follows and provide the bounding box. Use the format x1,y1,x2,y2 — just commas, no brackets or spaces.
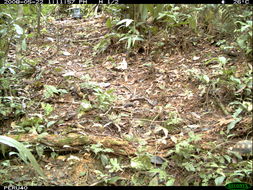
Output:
1,14,252,186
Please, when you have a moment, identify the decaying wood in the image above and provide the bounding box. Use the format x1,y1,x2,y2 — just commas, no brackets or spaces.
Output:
6,133,136,156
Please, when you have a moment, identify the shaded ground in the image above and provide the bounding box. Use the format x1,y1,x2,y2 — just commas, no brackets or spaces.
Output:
1,15,252,186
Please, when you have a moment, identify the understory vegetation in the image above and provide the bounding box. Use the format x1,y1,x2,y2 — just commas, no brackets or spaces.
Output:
0,4,252,186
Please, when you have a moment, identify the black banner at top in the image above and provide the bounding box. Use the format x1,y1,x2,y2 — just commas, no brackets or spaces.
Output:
1,0,252,4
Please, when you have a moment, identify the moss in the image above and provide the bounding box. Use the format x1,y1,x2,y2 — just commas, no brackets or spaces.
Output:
57,134,90,146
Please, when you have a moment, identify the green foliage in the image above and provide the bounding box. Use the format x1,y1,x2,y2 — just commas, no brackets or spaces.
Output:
0,135,45,177
235,20,252,57
130,155,152,170
157,7,188,27
77,99,92,117
94,88,116,111
105,158,123,173
41,103,53,116
14,113,56,134
95,13,146,52
152,104,183,134
128,142,176,186
187,56,252,122
117,20,144,49
88,143,114,174
93,33,118,55
164,109,182,130
88,143,114,156
0,65,30,122
78,79,116,112
17,114,44,133
94,169,124,185
0,96,25,119
198,5,252,58
0,12,26,66
166,132,252,185
43,85,67,99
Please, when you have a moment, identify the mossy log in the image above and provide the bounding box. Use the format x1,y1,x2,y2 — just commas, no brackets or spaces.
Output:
6,133,136,156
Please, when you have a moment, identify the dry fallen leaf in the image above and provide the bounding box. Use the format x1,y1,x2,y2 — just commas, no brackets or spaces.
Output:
116,58,128,71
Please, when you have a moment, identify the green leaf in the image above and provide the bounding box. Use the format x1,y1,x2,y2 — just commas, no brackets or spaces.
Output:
0,136,45,177
43,85,67,99
106,18,112,29
116,19,133,27
149,176,159,186
166,177,175,186
130,155,152,170
230,76,241,84
57,89,68,94
43,85,58,98
218,56,227,65
13,24,23,35
182,162,196,172
36,145,44,158
22,38,27,51
223,155,231,163
100,154,109,166
41,103,54,116
108,158,123,173
47,121,57,128
0,28,7,36
79,100,92,112
202,75,210,83
215,176,225,186
127,37,132,49
232,107,243,118
226,118,242,133
237,38,245,49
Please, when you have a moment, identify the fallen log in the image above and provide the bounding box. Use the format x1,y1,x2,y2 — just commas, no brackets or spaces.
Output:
6,133,136,156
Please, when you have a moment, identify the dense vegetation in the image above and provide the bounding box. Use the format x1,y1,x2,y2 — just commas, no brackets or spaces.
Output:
0,4,252,186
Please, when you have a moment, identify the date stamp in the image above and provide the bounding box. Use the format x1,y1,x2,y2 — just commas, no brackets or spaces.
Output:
3,187,28,190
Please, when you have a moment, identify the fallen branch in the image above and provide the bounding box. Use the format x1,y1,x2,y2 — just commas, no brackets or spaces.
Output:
6,133,136,156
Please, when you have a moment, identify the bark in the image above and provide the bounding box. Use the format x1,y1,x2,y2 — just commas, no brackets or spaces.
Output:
7,133,136,156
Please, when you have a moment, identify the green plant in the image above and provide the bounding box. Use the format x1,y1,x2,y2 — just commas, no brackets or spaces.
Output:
235,20,252,57
88,143,114,155
77,99,93,118
93,32,121,55
87,143,114,170
93,34,111,55
130,154,152,171
41,102,53,116
0,96,25,120
17,114,44,133
0,135,45,177
166,132,252,185
79,79,116,112
129,140,177,186
14,113,56,134
107,112,128,130
156,104,183,133
94,88,116,111
105,158,123,173
43,85,68,99
148,168,175,186
0,159,15,185
0,11,27,66
164,111,182,128
187,57,252,133
117,19,144,49
93,169,124,185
